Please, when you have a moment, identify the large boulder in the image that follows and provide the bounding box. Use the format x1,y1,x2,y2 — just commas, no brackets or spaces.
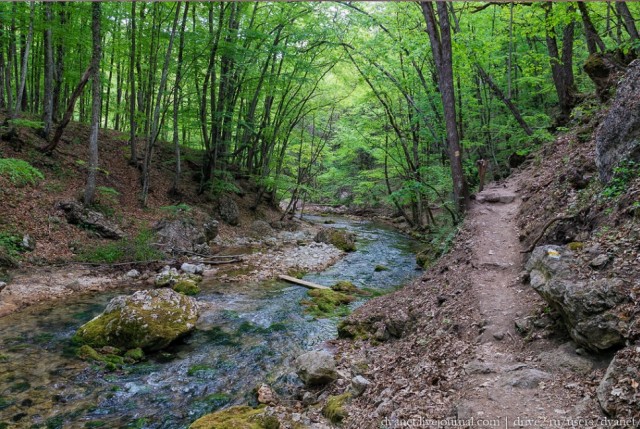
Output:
314,228,356,252
294,350,337,386
525,245,630,351
57,200,125,239
595,59,640,183
597,346,640,417
74,288,199,351
154,217,212,255
218,194,240,226
249,220,274,239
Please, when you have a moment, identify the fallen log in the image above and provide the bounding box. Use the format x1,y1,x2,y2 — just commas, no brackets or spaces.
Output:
278,275,330,290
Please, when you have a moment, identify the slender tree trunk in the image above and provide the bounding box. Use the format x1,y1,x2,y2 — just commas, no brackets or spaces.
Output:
578,3,606,55
616,1,640,45
52,3,66,121
128,1,138,166
141,3,181,206
13,1,34,119
40,65,91,153
171,2,189,195
43,2,54,139
84,2,101,206
545,3,577,125
421,1,469,212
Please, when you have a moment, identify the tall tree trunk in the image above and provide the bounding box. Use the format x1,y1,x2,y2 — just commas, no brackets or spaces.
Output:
616,1,640,45
43,2,54,139
578,3,606,55
13,1,34,119
141,3,181,206
171,2,189,195
52,3,66,121
545,3,577,125
84,2,101,206
128,1,138,166
421,1,469,213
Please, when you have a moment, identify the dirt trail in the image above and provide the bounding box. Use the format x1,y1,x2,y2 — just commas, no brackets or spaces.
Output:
456,176,603,426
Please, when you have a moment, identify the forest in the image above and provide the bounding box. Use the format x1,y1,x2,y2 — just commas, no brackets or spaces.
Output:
1,1,637,227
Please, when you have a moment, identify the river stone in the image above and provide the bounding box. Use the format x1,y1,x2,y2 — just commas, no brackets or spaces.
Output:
526,245,630,351
57,200,125,239
74,288,199,351
595,59,640,183
154,217,209,255
294,350,337,386
181,262,204,275
597,346,640,417
218,194,240,226
314,228,356,252
249,220,274,238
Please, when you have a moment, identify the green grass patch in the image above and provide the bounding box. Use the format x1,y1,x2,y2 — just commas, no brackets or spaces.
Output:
77,229,164,264
0,158,44,186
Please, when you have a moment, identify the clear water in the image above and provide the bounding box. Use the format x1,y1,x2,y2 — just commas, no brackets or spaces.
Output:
0,217,421,428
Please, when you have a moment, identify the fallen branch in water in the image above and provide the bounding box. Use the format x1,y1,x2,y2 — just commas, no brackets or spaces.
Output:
521,215,575,254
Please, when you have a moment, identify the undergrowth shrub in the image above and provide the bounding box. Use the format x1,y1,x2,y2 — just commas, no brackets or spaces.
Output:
78,229,164,263
0,158,44,186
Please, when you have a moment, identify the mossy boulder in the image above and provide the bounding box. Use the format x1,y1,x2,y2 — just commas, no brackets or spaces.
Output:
323,393,351,424
302,288,354,318
173,278,200,296
189,405,278,429
155,266,202,295
74,288,199,352
331,280,358,294
314,228,356,252
374,265,389,272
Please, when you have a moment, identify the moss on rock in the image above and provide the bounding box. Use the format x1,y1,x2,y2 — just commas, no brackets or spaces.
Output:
76,345,125,369
302,288,354,318
124,347,145,362
173,278,200,296
314,228,356,252
331,280,358,294
189,405,278,429
374,265,389,272
74,288,199,352
322,393,351,424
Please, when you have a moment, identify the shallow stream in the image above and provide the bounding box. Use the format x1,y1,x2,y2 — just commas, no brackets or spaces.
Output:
0,216,421,428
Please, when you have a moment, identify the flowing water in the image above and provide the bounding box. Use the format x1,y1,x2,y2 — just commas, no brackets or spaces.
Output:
0,217,421,428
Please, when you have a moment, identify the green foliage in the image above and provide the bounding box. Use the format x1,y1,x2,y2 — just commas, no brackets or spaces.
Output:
159,203,192,215
0,158,44,186
0,232,23,259
6,118,44,129
601,160,639,199
77,229,164,264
